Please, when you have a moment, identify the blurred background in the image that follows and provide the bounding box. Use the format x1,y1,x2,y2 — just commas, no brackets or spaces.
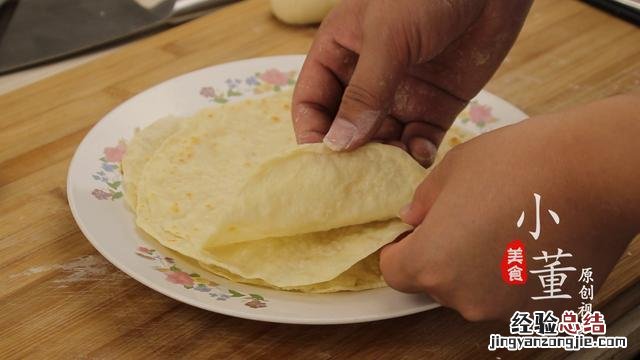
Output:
0,0,637,95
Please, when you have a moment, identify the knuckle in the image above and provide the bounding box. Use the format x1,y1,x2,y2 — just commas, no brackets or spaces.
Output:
342,82,383,110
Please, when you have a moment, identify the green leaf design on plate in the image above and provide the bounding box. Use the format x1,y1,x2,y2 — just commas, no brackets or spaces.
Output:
228,289,244,297
107,181,121,189
249,293,264,301
214,98,228,104
111,192,123,200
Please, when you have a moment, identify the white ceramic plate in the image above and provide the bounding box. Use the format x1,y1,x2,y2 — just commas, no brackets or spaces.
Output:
67,55,527,324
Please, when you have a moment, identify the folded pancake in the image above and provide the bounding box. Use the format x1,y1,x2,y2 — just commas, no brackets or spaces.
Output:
199,219,410,287
213,143,426,244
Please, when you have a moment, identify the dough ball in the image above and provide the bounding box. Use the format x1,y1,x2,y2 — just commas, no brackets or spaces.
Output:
270,0,340,25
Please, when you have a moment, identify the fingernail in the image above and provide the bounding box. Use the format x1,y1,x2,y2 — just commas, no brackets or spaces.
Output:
323,117,356,151
409,137,437,165
296,131,324,144
399,203,412,219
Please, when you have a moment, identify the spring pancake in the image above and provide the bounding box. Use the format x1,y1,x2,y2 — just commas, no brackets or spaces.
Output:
124,90,473,291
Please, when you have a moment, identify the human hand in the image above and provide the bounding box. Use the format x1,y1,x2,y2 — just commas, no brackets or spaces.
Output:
380,94,640,320
292,0,532,166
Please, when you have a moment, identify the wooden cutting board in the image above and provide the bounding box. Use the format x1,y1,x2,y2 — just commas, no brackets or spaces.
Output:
1,0,639,358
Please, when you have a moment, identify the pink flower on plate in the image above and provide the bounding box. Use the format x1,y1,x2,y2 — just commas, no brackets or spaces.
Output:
166,271,194,286
137,246,154,255
104,141,126,163
468,103,494,124
200,86,216,98
245,299,267,309
259,69,288,86
91,189,111,200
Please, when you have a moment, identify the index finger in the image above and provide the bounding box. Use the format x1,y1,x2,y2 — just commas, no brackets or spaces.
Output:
292,34,356,144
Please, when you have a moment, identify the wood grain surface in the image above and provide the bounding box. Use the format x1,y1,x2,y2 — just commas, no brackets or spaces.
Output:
1,0,639,358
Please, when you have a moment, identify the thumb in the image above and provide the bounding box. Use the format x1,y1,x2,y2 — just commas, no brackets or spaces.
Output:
323,35,406,151
380,229,425,293
381,164,446,293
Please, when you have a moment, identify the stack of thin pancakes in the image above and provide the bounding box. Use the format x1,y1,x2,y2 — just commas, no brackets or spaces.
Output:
122,90,470,292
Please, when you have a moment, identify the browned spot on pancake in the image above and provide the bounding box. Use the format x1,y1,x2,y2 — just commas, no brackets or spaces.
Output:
171,202,181,213
177,150,194,163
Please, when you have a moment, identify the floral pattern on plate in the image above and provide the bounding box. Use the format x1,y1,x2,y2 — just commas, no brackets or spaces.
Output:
91,140,126,200
459,100,498,128
200,68,297,103
136,246,268,308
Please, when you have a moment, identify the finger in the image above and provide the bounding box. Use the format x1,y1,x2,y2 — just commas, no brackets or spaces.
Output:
382,163,449,293
391,75,468,129
291,62,340,144
292,36,357,144
400,164,445,226
408,137,438,167
292,103,332,144
371,115,403,141
379,229,425,293
401,122,447,167
323,28,406,151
